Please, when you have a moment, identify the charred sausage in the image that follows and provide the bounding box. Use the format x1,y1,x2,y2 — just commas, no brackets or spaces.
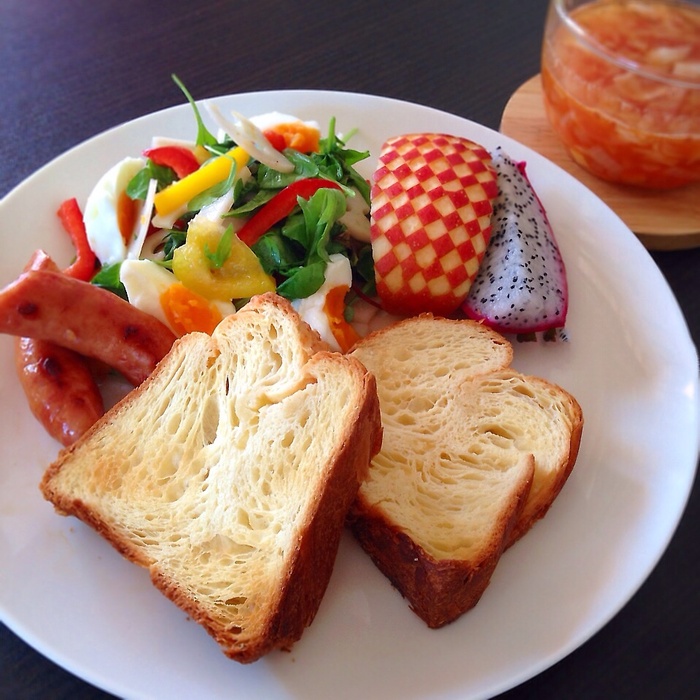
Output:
13,250,104,444
0,267,176,385
15,337,104,446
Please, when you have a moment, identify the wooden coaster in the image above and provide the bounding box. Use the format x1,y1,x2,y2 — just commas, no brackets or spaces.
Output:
500,75,700,251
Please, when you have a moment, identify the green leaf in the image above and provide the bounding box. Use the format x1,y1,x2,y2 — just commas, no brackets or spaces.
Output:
252,230,301,274
160,230,188,262
172,74,218,147
281,210,311,249
91,263,127,299
352,243,377,295
256,153,316,190
204,139,236,157
337,146,367,168
125,168,153,200
320,116,338,151
326,238,348,256
204,225,234,269
317,118,371,204
298,188,347,264
228,187,278,217
126,161,178,200
276,260,326,300
250,189,350,301
286,151,323,179
252,188,348,300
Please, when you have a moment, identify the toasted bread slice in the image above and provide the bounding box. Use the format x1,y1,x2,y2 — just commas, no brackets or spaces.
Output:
41,293,382,662
348,315,582,627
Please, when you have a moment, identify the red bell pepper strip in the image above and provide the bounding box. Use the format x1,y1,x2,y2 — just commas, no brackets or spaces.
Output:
143,146,200,179
237,178,343,247
56,198,98,281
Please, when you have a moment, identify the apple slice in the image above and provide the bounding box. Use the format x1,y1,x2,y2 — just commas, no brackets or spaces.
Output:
370,133,498,316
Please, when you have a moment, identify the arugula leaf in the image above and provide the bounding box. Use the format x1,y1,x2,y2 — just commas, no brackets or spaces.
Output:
227,187,278,217
276,260,327,299
256,188,348,300
171,74,218,148
256,152,317,190
277,190,344,259
252,230,301,275
249,188,350,301
326,237,349,257
126,161,178,200
204,225,234,269
352,243,377,296
160,230,188,262
91,263,127,299
204,139,236,157
299,188,347,263
279,211,307,248
317,119,371,204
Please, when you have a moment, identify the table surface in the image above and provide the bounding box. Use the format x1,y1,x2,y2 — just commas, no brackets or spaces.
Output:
1,1,698,698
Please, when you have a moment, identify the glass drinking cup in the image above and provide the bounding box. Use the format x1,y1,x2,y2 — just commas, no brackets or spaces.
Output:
540,0,700,189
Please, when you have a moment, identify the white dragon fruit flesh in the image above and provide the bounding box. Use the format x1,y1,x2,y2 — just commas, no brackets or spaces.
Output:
462,148,568,336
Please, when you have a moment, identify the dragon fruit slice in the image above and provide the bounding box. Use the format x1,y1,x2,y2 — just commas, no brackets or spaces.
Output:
462,148,568,335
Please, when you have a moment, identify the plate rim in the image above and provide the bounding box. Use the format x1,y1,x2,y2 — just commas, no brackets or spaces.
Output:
1,88,698,700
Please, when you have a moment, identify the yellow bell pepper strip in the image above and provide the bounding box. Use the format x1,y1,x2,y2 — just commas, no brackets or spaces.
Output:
172,220,275,301
237,178,343,247
153,146,249,217
56,198,98,281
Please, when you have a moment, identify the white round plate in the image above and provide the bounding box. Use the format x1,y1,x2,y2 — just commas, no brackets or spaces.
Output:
0,91,698,700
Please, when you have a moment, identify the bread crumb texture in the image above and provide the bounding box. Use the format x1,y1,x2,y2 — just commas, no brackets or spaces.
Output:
41,293,381,661
351,314,582,561
348,315,582,628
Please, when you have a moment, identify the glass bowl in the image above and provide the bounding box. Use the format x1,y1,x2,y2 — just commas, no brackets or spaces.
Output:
541,0,700,189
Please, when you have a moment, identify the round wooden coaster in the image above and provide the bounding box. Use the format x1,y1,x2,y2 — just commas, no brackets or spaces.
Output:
500,75,700,251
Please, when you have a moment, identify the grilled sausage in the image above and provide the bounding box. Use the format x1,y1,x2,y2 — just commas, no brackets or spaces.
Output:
0,267,176,385
12,250,103,443
12,250,105,444
15,336,104,446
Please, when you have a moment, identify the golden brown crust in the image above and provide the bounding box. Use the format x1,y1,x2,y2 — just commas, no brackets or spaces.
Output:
210,368,381,662
348,455,533,628
40,293,383,663
507,394,584,546
348,312,514,367
348,315,583,628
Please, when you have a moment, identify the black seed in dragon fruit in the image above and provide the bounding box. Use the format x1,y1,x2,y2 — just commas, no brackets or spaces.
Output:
462,148,568,335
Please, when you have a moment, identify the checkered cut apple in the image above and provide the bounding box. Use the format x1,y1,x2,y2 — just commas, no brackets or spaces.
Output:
370,133,498,316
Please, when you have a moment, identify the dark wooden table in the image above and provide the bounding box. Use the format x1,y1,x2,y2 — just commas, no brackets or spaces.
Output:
1,1,698,697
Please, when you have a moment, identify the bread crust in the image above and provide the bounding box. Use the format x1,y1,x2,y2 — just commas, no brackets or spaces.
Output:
348,455,533,628
40,293,383,662
507,379,584,546
348,315,583,628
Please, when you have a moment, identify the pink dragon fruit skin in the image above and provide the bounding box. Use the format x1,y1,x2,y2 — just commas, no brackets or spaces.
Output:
462,148,568,335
